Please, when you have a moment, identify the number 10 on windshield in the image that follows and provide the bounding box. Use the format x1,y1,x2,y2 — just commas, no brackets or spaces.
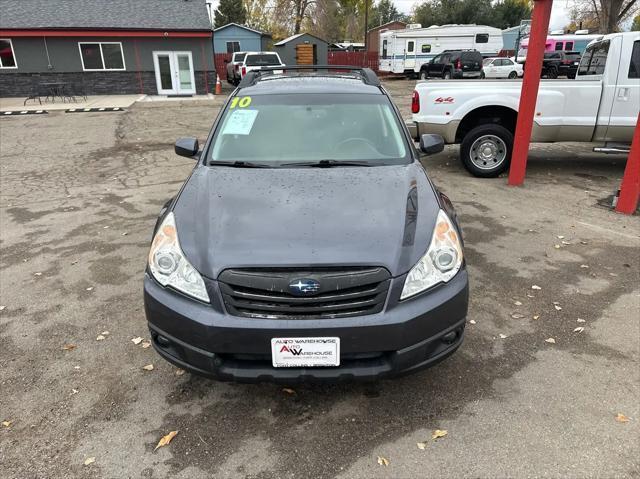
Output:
230,97,252,109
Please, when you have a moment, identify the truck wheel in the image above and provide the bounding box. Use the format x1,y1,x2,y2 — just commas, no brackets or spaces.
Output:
460,124,513,177
443,70,452,80
547,67,558,79
508,71,518,79
419,69,428,80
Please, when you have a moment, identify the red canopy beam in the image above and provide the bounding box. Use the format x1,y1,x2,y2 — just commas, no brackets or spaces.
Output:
508,0,553,186
615,113,640,214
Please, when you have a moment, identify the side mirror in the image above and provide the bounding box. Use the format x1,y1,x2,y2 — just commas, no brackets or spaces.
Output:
419,134,444,155
175,137,199,158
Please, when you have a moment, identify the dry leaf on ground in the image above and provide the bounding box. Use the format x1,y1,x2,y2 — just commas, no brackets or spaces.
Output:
62,344,76,351
417,442,427,450
96,335,106,341
142,364,154,371
377,456,390,466
511,313,524,319
533,315,540,320
469,319,476,325
531,285,542,290
615,413,629,423
554,305,562,311
86,287,94,291
2,420,11,427
175,369,185,376
573,327,585,333
499,334,507,339
545,338,556,344
577,318,586,323
154,431,178,451
100,331,110,336
514,301,522,306
84,457,95,466
282,388,296,395
131,337,144,345
432,429,448,440
141,341,152,349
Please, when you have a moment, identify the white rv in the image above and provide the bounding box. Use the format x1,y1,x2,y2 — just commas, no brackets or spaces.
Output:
379,24,503,75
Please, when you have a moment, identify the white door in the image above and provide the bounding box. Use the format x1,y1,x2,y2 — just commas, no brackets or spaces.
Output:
153,51,196,95
607,38,640,141
405,40,416,70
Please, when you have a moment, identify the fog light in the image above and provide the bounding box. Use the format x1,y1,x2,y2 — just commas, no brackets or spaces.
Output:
442,330,458,344
157,335,171,347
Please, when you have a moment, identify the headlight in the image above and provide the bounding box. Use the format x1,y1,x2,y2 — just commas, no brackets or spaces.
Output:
148,212,210,302
401,210,463,300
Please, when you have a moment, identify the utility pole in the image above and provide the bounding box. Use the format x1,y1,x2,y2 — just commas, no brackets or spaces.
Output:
364,0,369,51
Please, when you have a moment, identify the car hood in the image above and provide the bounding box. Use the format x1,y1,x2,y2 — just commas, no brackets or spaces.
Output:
173,163,440,279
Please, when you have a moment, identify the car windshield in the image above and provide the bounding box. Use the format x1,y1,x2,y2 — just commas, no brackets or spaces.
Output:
234,53,247,62
246,54,280,66
208,93,409,166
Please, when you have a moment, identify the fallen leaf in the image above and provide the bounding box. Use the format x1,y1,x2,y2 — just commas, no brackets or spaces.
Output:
562,241,571,245
615,413,629,423
141,341,152,349
377,456,390,466
531,285,542,290
469,319,476,325
2,420,11,427
131,337,143,345
121,232,128,236
554,305,562,311
580,264,589,269
533,315,540,320
514,301,522,306
526,293,534,298
573,327,585,333
511,313,525,319
62,344,76,351
577,318,586,323
554,244,561,249
0,305,6,311
71,389,79,395
175,369,185,376
545,338,556,344
74,365,81,370
34,272,42,276
499,334,507,339
432,429,448,440
86,287,94,291
100,331,110,336
103,225,110,229
282,388,296,395
417,442,427,450
154,431,178,451
142,364,154,371
557,235,565,239
96,335,106,341
83,457,95,466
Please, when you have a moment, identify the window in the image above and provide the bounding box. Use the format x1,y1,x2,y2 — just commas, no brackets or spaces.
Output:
226,41,240,54
382,40,387,59
578,40,609,76
555,42,564,51
475,34,489,44
565,41,574,51
0,38,17,68
502,58,513,65
421,44,431,53
406,41,414,53
79,42,124,70
245,53,281,66
629,41,640,79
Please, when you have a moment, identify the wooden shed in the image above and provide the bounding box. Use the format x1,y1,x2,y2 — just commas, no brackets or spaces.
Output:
273,33,328,66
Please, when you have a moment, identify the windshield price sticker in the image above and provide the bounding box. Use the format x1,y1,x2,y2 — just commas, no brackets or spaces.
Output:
230,96,252,109
222,109,258,135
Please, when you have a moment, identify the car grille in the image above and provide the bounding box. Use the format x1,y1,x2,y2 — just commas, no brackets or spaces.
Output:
218,267,391,319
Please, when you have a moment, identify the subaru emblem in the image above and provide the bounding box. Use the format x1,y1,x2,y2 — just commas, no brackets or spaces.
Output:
288,278,320,296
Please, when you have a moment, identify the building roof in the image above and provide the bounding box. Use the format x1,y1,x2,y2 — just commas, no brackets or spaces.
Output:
0,0,212,31
213,23,271,37
367,20,407,33
274,32,328,46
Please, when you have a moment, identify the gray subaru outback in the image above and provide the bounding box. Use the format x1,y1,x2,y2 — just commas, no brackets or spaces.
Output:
144,66,469,382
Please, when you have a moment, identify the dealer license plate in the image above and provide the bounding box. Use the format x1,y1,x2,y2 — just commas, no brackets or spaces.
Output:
271,337,340,368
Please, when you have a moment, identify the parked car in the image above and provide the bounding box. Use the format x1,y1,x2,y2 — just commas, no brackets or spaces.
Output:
481,57,523,79
238,52,284,81
410,32,639,177
418,49,483,80
541,51,583,78
144,66,469,382
225,51,248,86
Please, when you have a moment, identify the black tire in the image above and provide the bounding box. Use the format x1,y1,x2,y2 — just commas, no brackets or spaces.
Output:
508,71,518,79
480,71,485,79
547,67,558,79
460,124,513,178
419,69,428,80
443,70,452,80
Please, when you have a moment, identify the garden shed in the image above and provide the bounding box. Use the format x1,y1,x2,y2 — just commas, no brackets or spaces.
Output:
273,33,328,66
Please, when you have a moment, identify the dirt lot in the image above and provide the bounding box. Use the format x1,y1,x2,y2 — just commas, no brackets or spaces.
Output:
1,79,638,479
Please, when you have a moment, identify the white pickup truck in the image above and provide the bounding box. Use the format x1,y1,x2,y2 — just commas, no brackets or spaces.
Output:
410,31,639,177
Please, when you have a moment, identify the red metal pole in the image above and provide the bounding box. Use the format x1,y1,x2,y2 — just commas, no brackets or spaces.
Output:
508,0,553,186
615,113,640,214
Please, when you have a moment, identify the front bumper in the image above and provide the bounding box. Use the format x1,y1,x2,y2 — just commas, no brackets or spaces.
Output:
144,269,469,383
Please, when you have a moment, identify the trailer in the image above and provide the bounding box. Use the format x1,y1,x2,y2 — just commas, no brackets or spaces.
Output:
515,32,603,62
379,24,503,75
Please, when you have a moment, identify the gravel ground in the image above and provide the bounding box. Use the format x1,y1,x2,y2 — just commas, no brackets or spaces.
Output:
0,79,638,479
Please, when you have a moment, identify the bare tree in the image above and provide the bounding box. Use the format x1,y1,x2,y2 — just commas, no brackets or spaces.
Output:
569,0,638,32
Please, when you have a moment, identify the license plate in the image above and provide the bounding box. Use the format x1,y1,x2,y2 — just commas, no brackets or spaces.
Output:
271,337,340,368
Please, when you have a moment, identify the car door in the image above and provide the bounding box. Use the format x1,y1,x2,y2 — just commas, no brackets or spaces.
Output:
501,58,516,77
429,53,448,77
607,37,640,141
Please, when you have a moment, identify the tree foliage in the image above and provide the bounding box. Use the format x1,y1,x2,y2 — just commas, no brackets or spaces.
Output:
413,0,531,30
632,13,640,29
215,0,247,27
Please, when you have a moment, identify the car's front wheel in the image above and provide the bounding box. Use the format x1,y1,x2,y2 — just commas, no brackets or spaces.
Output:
480,71,485,79
508,71,518,79
443,70,452,80
419,69,428,80
460,124,513,177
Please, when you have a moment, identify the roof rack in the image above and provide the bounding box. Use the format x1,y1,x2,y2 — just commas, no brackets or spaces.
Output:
238,65,381,88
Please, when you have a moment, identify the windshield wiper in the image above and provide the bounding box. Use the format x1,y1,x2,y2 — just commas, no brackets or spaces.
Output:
209,160,271,168
280,160,374,168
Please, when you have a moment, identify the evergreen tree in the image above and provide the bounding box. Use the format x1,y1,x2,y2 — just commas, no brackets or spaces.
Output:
214,0,247,27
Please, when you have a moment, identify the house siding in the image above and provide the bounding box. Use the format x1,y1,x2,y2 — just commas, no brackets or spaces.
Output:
213,24,263,53
0,35,215,96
